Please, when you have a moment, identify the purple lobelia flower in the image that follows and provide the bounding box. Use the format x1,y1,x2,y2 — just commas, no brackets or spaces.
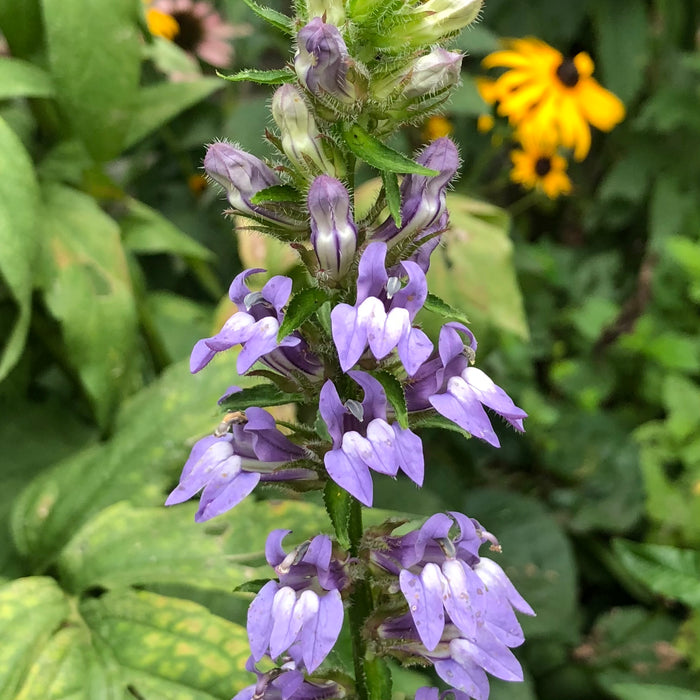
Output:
320,370,424,506
375,512,534,700
416,688,471,700
234,655,342,700
371,137,459,248
190,269,323,378
330,241,433,375
247,530,346,673
204,141,303,228
165,407,309,522
308,175,357,281
405,323,527,447
295,17,357,103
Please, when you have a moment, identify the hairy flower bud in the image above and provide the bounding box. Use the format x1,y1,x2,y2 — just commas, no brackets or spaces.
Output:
306,0,345,25
271,84,345,178
295,18,357,104
308,175,357,281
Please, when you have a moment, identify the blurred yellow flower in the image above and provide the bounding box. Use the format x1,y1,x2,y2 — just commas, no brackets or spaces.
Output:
510,134,572,199
477,114,494,133
147,8,180,40
480,38,625,161
423,115,454,141
187,173,208,196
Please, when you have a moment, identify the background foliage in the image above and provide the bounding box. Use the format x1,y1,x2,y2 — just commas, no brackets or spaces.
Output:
1,0,700,698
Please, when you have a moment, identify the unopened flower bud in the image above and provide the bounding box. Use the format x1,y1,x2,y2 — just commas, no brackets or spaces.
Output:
271,84,345,178
295,18,358,104
306,0,345,25
308,175,357,281
404,48,463,98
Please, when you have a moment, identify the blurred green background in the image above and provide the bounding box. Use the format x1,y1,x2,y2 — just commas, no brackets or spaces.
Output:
1,0,700,698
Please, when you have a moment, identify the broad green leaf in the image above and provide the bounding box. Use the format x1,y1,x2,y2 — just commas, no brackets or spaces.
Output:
240,0,293,35
219,67,295,84
11,356,254,572
219,383,304,412
120,198,213,261
80,589,251,698
324,481,352,549
0,116,40,380
426,194,529,339
340,123,438,176
0,577,70,697
0,0,40,59
370,370,408,429
39,183,139,428
381,170,401,226
42,0,142,160
124,79,222,149
277,288,332,341
0,58,53,99
610,684,700,700
423,292,471,328
612,540,700,607
145,35,201,80
57,502,258,594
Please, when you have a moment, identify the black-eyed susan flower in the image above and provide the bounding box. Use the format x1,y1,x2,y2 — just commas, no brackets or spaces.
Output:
509,134,572,199
479,38,625,161
423,114,454,141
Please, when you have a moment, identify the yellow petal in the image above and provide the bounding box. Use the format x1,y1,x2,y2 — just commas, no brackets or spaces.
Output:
577,78,626,131
573,52,595,79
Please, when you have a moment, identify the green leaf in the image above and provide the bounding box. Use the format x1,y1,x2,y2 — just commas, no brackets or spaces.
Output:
120,198,213,261
324,481,352,549
381,170,401,227
609,684,700,700
240,0,294,34
56,502,255,594
426,193,529,339
0,0,41,59
219,383,304,412
412,413,473,441
218,67,295,84
423,292,471,327
0,117,40,381
612,540,700,607
340,123,438,176
365,656,392,700
80,589,251,698
250,185,302,204
124,79,222,149
0,577,70,697
42,0,141,160
277,288,332,341
370,371,408,429
39,183,139,428
0,58,53,99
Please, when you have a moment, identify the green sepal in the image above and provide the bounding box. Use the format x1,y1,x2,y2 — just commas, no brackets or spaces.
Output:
370,370,408,429
381,169,402,226
219,384,304,412
412,412,472,441
234,578,274,594
364,655,392,700
423,292,471,327
251,184,302,204
324,481,352,550
240,0,294,35
217,67,295,85
277,288,333,341
340,123,438,176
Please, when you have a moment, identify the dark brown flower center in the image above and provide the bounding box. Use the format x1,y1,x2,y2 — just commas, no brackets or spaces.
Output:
534,157,552,177
172,11,204,52
556,58,579,87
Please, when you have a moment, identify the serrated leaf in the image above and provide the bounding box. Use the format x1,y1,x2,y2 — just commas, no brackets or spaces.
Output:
250,185,302,204
219,383,304,412
324,481,352,549
0,58,53,99
219,67,295,84
124,79,222,149
423,292,471,327
240,0,293,34
56,502,257,594
80,589,251,698
612,540,700,607
0,117,40,381
412,413,472,441
370,371,408,429
42,0,141,160
277,288,332,341
39,183,139,428
0,577,70,697
381,170,401,226
341,123,438,176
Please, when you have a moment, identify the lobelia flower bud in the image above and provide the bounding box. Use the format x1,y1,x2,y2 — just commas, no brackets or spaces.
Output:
295,17,358,104
271,84,345,179
308,175,357,281
305,0,345,25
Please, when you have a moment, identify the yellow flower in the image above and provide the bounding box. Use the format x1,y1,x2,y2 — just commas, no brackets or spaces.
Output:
423,115,454,141
477,114,494,133
510,134,572,199
481,38,625,161
146,8,180,40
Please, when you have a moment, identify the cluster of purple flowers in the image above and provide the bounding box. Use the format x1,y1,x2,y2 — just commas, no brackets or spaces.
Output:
167,2,532,698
